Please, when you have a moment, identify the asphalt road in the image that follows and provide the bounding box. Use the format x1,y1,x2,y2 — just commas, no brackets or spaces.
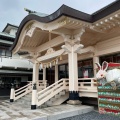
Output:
60,111,120,120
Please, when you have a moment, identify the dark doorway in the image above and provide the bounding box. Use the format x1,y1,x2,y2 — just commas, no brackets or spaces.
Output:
58,64,69,79
46,67,55,86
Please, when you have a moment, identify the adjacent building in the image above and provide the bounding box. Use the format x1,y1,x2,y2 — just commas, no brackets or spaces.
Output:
0,24,35,96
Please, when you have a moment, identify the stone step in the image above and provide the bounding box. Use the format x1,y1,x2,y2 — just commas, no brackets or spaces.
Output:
50,97,56,102
13,89,67,108
59,91,65,96
55,94,60,99
46,100,52,106
37,103,48,109
22,96,31,102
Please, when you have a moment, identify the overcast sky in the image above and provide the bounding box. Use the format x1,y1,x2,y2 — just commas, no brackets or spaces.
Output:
0,0,116,31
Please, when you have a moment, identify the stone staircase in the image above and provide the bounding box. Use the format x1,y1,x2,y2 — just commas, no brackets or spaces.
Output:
13,90,69,108
10,78,97,109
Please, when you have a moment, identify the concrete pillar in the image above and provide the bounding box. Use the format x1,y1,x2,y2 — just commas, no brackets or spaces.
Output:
55,64,58,82
67,46,81,105
31,83,37,110
93,56,99,77
10,84,14,102
43,68,46,80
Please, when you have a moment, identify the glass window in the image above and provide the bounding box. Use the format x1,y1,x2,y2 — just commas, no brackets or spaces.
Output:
58,64,68,79
78,59,94,78
58,59,94,79
100,53,120,64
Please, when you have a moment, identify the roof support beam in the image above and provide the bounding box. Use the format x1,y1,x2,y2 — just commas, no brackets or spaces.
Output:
35,36,64,53
78,46,95,54
20,47,35,52
37,49,64,62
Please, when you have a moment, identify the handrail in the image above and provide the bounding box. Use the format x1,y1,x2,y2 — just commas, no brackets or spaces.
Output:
14,82,32,101
37,79,69,106
38,82,63,99
37,79,64,96
78,78,97,92
13,77,97,104
15,83,31,92
14,80,47,101
78,78,96,80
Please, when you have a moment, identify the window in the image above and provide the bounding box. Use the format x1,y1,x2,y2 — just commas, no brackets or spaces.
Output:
58,64,68,79
78,59,94,78
58,59,94,79
100,53,120,64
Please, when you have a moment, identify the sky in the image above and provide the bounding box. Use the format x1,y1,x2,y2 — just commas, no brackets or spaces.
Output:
0,0,116,31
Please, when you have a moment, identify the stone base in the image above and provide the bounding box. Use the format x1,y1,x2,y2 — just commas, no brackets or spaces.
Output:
67,100,82,105
31,105,36,110
10,99,14,102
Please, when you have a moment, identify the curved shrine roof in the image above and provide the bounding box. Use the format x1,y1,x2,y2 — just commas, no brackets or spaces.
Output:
10,0,120,51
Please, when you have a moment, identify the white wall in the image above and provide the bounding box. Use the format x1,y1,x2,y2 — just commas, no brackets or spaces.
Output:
9,29,17,36
0,54,33,69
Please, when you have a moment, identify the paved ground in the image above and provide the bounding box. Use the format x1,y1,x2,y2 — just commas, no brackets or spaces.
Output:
60,111,120,120
0,99,120,120
0,100,93,120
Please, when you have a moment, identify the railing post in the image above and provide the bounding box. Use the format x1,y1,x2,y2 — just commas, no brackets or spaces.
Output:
36,81,39,90
10,83,15,102
80,82,84,87
91,79,94,87
43,80,47,88
63,79,66,87
31,83,37,110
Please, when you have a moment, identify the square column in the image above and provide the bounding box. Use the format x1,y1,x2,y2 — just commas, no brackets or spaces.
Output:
68,47,78,91
55,64,58,82
31,62,39,110
61,28,85,105
32,62,39,83
43,68,46,80
67,46,81,105
43,67,47,88
93,56,99,77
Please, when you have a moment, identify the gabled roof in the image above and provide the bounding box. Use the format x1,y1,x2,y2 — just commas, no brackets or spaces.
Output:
2,23,18,33
10,0,120,51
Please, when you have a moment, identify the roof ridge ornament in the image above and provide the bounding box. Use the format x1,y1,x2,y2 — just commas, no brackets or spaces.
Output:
24,8,36,14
